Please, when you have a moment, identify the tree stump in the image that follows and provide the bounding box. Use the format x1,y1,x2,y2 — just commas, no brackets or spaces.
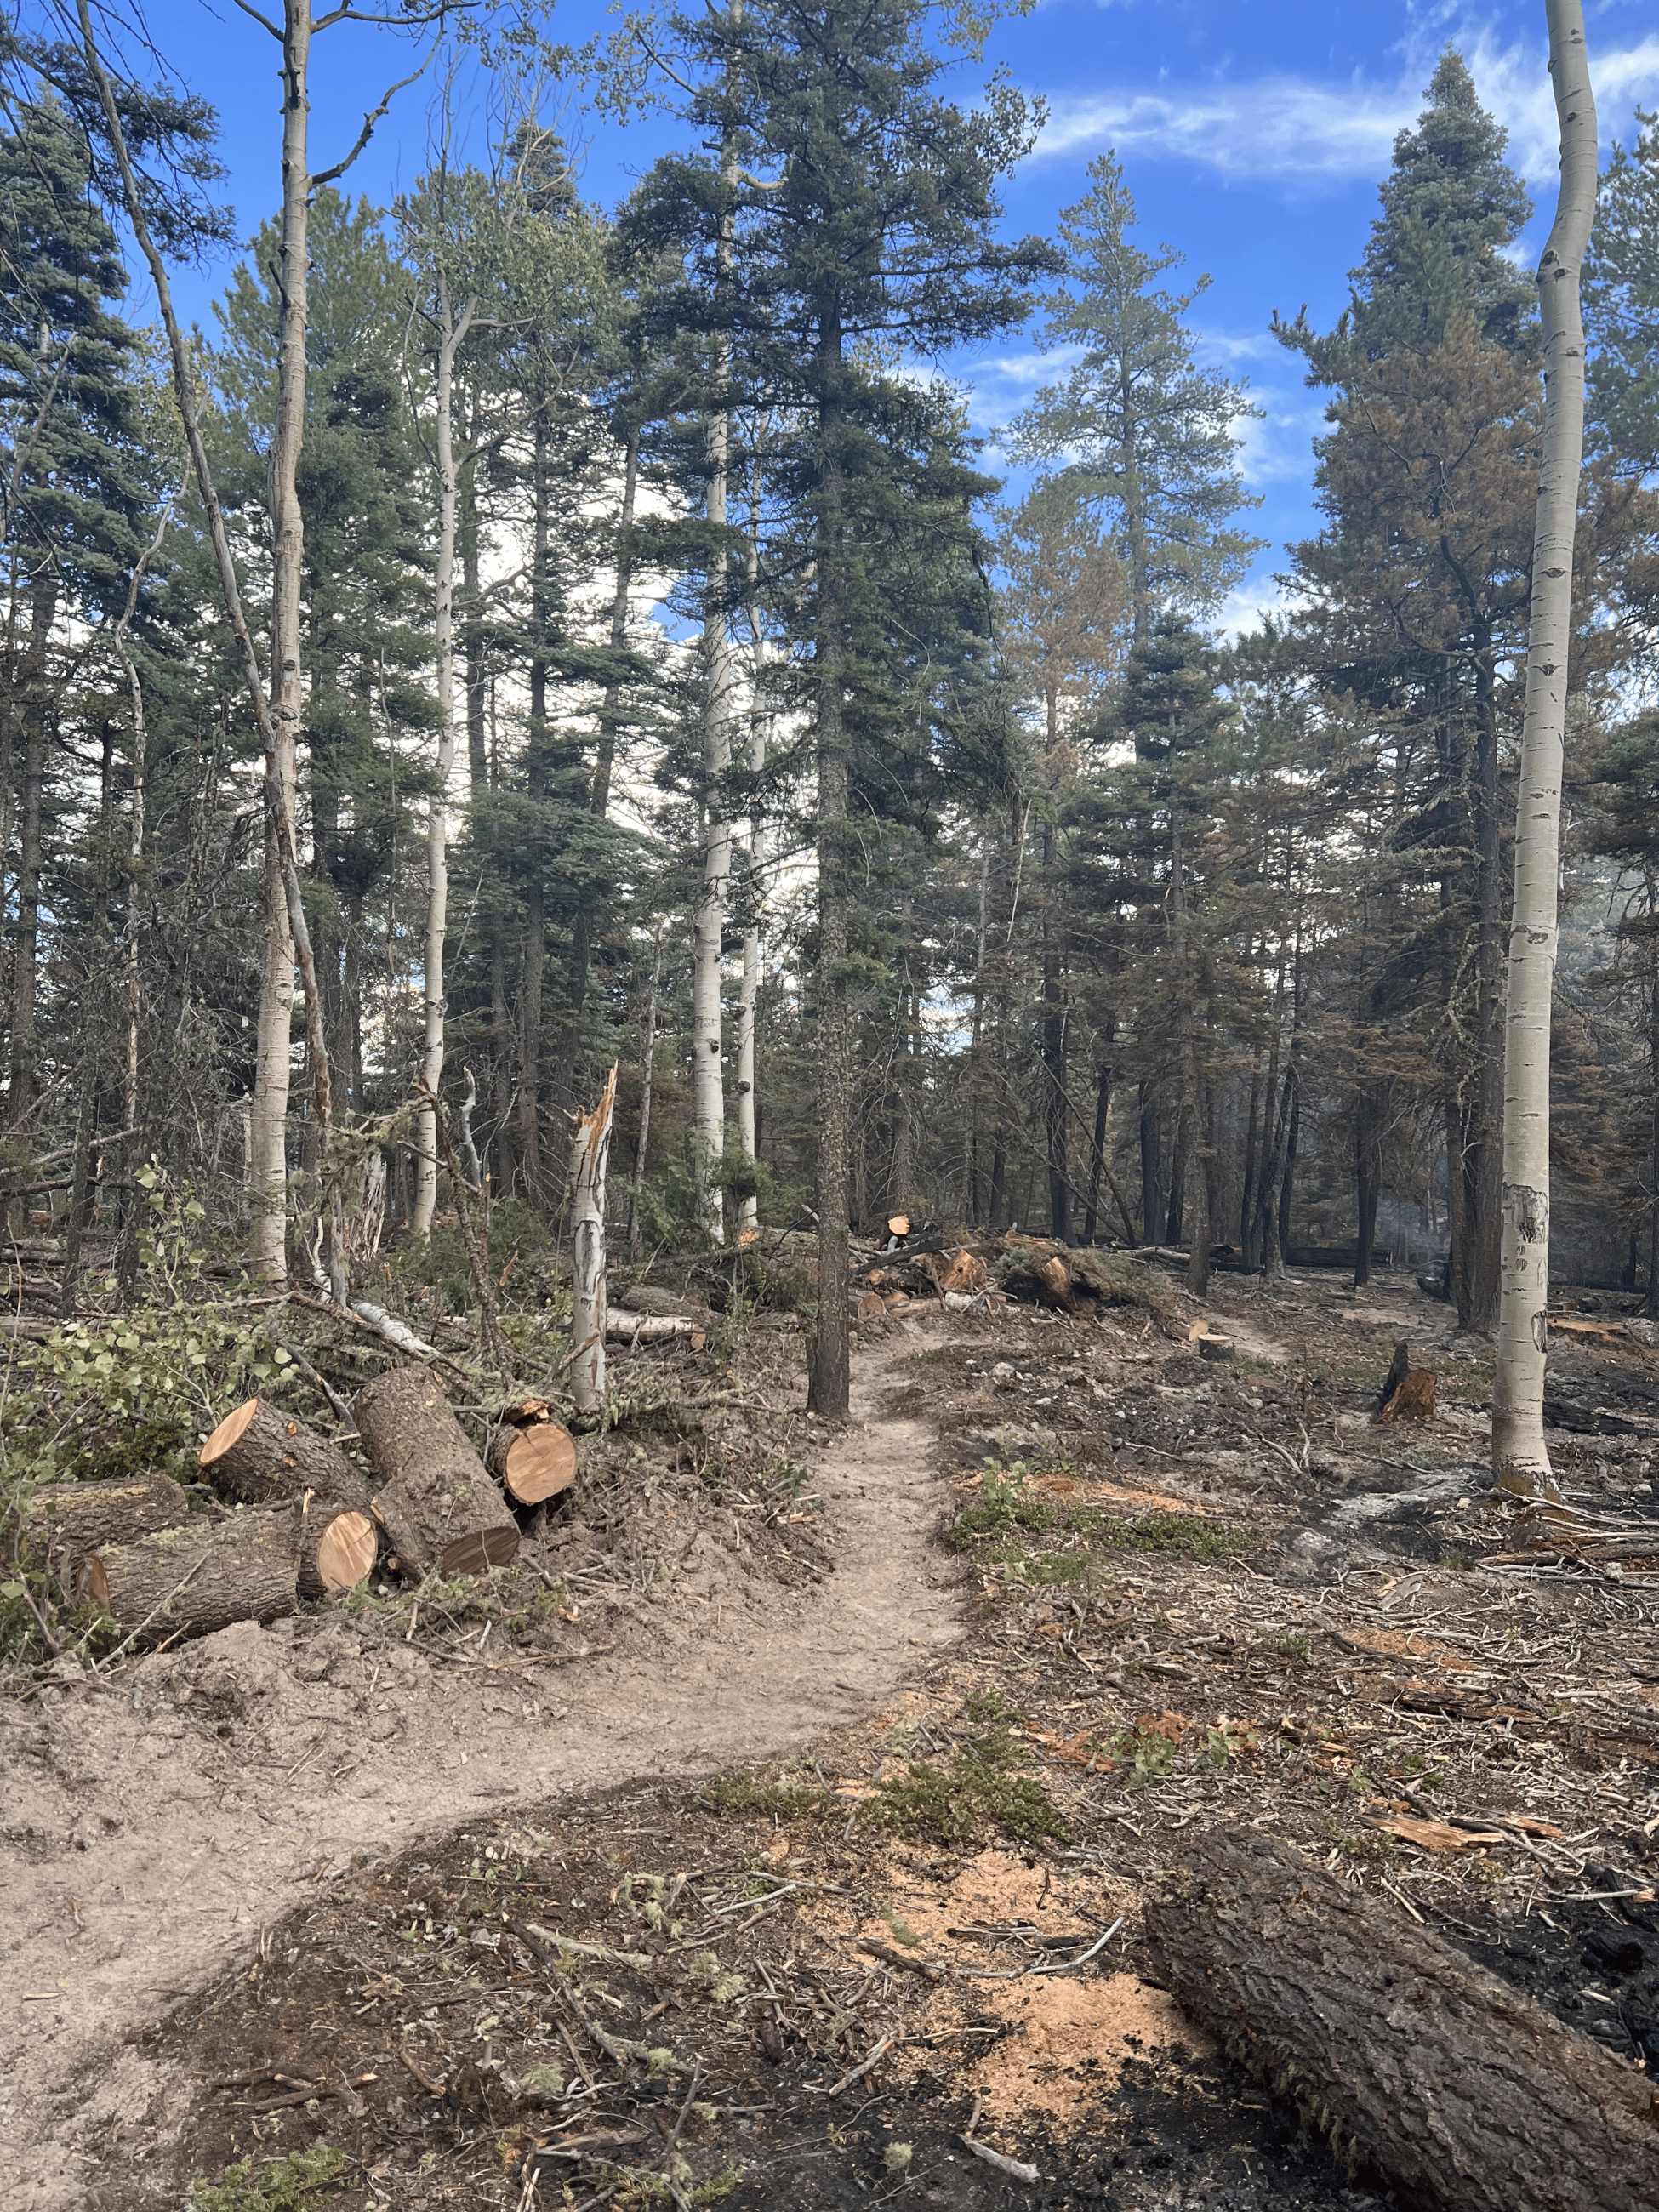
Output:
1143,1824,1654,2212
20,1474,190,1576
353,1365,518,1576
76,1510,300,1646
487,1417,577,1508
1376,1338,1436,1422
199,1398,373,1510
296,1501,379,1599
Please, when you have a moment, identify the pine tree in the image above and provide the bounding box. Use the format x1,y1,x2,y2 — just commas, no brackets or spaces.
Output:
1009,154,1261,643
1583,110,1659,476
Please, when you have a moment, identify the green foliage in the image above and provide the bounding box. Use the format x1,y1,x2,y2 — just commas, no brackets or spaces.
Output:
946,1461,1055,1549
873,1727,1074,1849
1585,110,1659,476
188,2143,345,2212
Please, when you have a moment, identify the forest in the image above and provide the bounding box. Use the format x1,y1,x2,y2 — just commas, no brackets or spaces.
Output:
0,8,1655,1395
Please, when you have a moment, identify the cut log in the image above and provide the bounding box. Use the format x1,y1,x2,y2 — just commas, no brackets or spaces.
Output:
856,1291,887,1325
1376,1339,1436,1422
76,1509,299,1646
488,1418,577,1508
617,1285,695,1319
20,1473,191,1574
353,1365,518,1577
605,1312,697,1345
1143,1825,1653,2212
1197,1334,1235,1363
296,1502,379,1599
199,1398,373,1511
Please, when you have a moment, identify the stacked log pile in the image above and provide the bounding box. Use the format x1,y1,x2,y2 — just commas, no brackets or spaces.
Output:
25,1365,580,1649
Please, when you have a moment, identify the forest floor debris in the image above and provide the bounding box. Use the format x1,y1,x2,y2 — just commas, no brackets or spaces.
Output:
6,1262,1659,2210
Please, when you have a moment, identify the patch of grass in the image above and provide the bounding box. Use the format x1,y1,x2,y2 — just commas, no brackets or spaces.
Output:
1075,1508,1258,1562
188,2145,345,2212
909,1343,981,1366
1235,1353,1280,1378
1332,1829,1395,1866
871,1723,1073,1849
1440,1551,1474,1571
694,1776,838,1824
946,1463,1056,1550
1258,1632,1311,1661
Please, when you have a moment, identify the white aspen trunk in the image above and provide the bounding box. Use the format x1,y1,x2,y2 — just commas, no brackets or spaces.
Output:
570,1064,617,1417
691,15,743,1242
1492,0,1598,1502
248,0,316,1282
736,483,767,1235
413,273,476,1236
626,932,663,1257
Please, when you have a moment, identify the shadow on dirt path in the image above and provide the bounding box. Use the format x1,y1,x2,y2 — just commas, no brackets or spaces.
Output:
0,1326,958,2209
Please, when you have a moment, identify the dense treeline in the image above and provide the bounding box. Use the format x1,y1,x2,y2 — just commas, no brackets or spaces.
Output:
0,13,1656,1407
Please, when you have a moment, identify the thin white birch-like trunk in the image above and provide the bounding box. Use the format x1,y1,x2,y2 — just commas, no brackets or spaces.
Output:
413,271,476,1235
691,14,744,1241
570,1063,617,1417
627,932,663,1256
736,488,767,1235
1491,0,1597,1502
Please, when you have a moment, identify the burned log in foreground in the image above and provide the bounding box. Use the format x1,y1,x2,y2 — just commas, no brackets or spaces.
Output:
1143,1825,1654,2212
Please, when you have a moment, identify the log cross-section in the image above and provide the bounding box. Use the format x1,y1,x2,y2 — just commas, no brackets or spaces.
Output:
1143,1825,1655,2212
199,1398,373,1511
352,1365,518,1577
488,1416,577,1508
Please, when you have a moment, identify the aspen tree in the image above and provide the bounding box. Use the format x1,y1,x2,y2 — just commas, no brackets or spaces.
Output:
1492,0,1598,1499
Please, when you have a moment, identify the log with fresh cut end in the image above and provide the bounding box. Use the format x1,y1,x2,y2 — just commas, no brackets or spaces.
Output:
1143,1823,1653,2212
199,1398,373,1511
488,1417,577,1507
353,1365,518,1577
76,1508,300,1645
20,1472,191,1574
296,1501,379,1598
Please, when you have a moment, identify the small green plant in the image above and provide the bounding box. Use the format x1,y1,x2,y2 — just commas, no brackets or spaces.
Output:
188,2144,346,2212
1258,1632,1311,1661
947,1462,1055,1550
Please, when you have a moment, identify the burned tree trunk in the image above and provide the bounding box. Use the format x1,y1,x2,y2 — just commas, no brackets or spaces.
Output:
353,1365,518,1577
198,1399,373,1511
21,1473,190,1576
1143,1825,1653,2212
570,1065,617,1418
77,1509,300,1645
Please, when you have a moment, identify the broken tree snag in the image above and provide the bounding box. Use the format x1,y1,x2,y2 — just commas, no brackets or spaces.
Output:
198,1398,373,1512
352,1365,518,1577
487,1416,577,1508
20,1473,191,1575
295,1501,379,1599
76,1510,300,1646
1375,1339,1436,1423
1143,1825,1653,2212
569,1064,617,1419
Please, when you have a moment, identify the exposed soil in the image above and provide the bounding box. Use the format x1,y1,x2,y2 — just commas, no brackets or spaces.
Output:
0,1334,957,2207
8,1263,1659,2212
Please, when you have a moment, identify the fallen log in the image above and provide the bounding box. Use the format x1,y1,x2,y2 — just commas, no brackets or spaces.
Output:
20,1472,191,1574
353,1365,518,1577
295,1500,379,1599
605,1312,697,1344
199,1399,373,1512
76,1509,300,1645
1143,1824,1654,2212
487,1416,577,1508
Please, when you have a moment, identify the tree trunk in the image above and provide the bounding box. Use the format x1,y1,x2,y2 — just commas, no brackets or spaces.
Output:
353,1365,518,1576
413,275,476,1236
569,1065,617,1418
1040,820,1069,1243
6,575,52,1137
808,321,852,1419
198,1397,372,1511
515,413,551,1199
1144,1825,1652,2212
1083,1062,1109,1244
626,932,661,1256
1138,1088,1160,1249
1354,1088,1381,1288
1493,0,1597,1499
22,1473,190,1576
77,1510,300,1645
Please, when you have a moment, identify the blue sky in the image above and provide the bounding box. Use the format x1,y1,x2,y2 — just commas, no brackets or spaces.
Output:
133,0,1659,630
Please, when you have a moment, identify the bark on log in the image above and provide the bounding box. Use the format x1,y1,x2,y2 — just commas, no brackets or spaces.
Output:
487,1417,577,1508
199,1397,373,1510
295,1501,379,1599
1376,1339,1436,1422
76,1509,299,1645
20,1473,191,1573
605,1312,697,1344
1143,1824,1654,2212
353,1365,518,1576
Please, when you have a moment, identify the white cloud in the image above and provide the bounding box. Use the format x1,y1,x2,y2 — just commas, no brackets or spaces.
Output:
1031,24,1659,187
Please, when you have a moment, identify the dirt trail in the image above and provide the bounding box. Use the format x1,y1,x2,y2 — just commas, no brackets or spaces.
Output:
0,1330,957,2209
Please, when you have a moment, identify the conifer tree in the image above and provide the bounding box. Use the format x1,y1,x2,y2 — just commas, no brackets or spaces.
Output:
1583,110,1659,477
1010,155,1261,645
